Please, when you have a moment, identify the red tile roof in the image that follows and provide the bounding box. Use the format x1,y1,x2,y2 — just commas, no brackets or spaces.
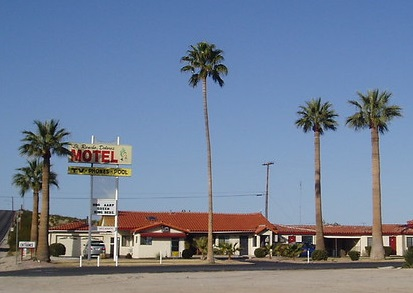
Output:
50,221,89,231
102,211,277,234
275,223,413,236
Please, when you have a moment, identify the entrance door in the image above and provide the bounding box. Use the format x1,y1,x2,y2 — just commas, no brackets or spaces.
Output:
239,236,248,256
110,237,120,257
171,238,179,258
389,237,396,255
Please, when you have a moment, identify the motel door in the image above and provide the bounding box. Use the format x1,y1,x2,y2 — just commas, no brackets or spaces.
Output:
389,237,396,255
171,238,179,257
239,236,248,256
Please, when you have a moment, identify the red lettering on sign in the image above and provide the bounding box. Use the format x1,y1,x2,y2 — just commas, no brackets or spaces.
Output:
101,150,110,163
83,150,92,162
70,149,119,164
71,150,81,161
111,151,118,163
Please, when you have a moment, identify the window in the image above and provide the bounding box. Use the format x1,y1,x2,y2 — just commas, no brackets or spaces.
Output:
302,235,313,244
122,235,132,246
140,236,152,245
367,237,372,247
218,236,229,244
407,237,413,248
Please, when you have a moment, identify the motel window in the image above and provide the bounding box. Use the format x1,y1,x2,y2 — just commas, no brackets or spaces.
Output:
407,237,413,248
367,237,372,247
302,236,313,244
140,237,153,245
122,235,133,247
218,236,229,244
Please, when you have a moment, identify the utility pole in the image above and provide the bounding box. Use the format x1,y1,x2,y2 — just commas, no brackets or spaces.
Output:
262,161,274,219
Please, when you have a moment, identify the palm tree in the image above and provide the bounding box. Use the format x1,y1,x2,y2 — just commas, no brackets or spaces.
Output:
295,98,338,251
19,119,70,262
12,159,59,248
181,42,228,264
346,89,402,260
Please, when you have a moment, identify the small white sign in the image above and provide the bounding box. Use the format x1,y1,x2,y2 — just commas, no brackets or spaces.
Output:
97,226,116,232
19,241,36,248
92,198,117,216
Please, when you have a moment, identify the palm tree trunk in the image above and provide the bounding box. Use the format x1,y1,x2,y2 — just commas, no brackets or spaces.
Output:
203,77,215,264
37,156,51,262
314,130,325,251
370,127,385,259
30,191,39,247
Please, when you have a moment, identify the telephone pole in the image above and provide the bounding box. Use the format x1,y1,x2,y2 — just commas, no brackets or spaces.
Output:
262,161,274,219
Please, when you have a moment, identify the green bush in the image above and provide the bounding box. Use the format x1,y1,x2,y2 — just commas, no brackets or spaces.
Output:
348,250,360,261
49,243,66,257
254,247,267,258
403,247,413,268
311,249,328,261
181,249,193,259
274,243,304,258
384,246,393,256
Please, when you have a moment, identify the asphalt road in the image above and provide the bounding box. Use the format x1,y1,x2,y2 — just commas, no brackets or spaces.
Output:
0,259,404,277
0,210,15,245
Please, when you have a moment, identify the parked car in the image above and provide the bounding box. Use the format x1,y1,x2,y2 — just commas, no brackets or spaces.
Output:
83,240,106,257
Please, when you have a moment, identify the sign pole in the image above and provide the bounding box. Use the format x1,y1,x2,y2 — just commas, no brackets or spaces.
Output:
114,136,120,266
87,135,95,260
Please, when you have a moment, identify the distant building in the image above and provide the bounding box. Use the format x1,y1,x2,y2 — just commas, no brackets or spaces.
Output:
276,221,413,256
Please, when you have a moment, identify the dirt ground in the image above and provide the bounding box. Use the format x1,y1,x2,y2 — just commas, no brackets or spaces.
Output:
1,251,413,293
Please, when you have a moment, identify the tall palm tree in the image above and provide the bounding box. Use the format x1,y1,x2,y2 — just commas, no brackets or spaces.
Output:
346,89,402,260
295,98,338,251
19,119,70,262
181,42,228,264
12,159,59,248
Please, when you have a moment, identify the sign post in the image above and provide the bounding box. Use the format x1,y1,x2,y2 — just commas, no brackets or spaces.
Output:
68,137,132,264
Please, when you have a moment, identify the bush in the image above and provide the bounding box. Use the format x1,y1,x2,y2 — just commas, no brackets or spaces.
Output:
49,243,66,257
311,249,328,261
348,250,360,261
274,243,304,258
403,247,413,268
384,246,393,256
125,253,132,259
181,249,193,259
254,247,267,258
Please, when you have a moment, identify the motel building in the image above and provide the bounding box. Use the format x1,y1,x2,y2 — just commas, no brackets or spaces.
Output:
49,211,413,259
49,211,278,259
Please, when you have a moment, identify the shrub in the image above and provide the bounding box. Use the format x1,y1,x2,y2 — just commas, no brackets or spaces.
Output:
181,249,193,259
125,253,132,259
348,250,360,261
384,246,393,256
311,249,328,261
403,247,413,268
49,243,66,257
254,247,267,258
274,243,304,258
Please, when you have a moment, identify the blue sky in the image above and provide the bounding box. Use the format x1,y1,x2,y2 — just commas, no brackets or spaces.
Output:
1,1,412,225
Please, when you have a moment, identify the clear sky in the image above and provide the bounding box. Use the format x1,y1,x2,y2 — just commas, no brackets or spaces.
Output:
1,1,412,226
